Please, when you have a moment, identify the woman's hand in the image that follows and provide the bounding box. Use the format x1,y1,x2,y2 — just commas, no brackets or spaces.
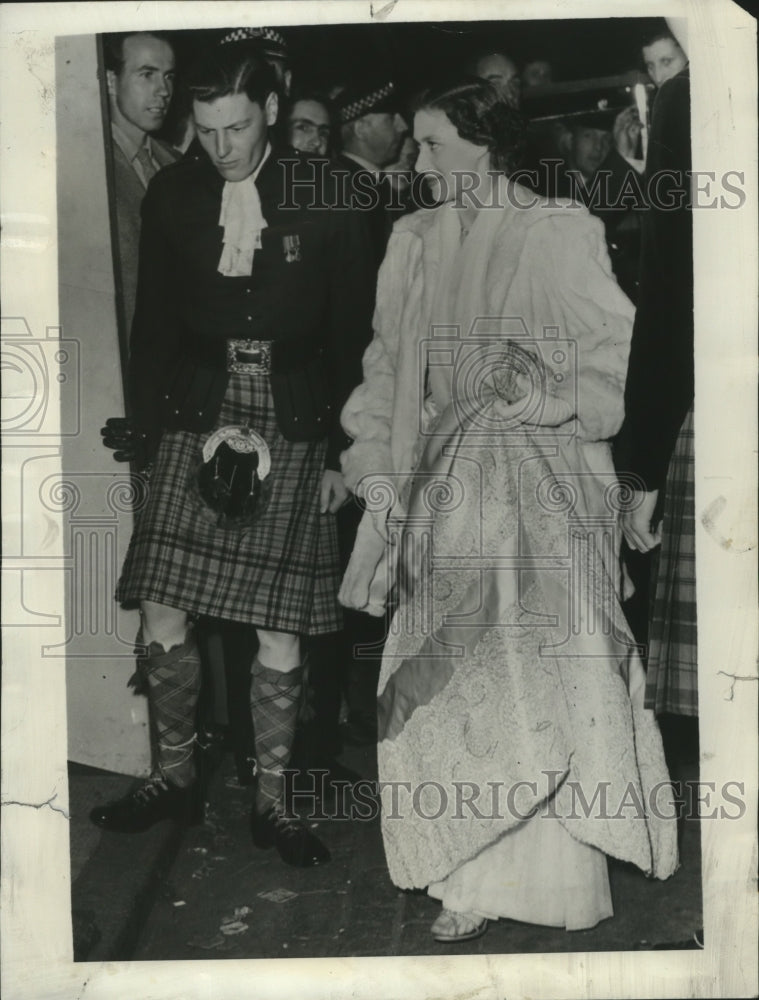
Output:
621,490,662,552
320,469,349,514
613,107,642,160
490,391,572,428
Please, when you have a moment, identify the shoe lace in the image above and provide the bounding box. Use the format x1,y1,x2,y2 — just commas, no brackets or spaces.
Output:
269,807,303,835
133,777,170,804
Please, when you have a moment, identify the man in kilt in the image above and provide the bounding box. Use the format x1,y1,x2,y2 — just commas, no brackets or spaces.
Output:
90,41,375,868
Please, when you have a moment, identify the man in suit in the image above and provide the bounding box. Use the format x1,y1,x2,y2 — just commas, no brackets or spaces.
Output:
104,32,180,338
92,42,376,868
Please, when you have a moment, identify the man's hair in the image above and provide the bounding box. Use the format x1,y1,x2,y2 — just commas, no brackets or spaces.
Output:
414,75,527,175
186,40,277,107
102,31,174,76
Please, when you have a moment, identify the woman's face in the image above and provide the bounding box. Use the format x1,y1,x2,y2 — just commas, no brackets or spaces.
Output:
413,108,490,205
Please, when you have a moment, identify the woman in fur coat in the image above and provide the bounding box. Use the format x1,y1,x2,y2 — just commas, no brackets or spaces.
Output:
339,77,678,943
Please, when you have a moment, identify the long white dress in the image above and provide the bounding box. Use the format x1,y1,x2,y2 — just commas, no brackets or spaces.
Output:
340,178,679,930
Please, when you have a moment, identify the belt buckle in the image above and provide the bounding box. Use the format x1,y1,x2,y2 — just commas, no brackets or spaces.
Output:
227,339,272,375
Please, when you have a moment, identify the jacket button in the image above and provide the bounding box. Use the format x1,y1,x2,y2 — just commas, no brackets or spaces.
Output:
174,409,179,415
197,410,203,416
247,316,252,321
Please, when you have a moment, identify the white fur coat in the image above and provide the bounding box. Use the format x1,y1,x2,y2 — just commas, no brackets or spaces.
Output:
339,182,636,613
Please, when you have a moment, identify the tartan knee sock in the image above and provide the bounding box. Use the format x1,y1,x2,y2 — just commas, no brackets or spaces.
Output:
142,631,201,789
250,657,304,811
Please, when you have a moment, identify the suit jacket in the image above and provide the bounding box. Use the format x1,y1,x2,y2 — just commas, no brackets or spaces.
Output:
111,135,179,337
332,153,398,273
617,67,693,491
129,146,376,469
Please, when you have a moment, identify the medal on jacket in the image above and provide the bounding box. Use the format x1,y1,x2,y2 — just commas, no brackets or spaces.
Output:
282,233,301,263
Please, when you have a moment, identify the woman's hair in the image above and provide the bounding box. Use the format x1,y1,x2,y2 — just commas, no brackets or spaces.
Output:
413,76,527,175
186,40,277,107
639,17,681,51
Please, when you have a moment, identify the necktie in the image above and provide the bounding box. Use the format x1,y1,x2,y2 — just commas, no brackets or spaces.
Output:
135,145,157,187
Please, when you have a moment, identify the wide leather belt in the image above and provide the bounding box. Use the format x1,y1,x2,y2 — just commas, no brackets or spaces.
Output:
226,339,273,375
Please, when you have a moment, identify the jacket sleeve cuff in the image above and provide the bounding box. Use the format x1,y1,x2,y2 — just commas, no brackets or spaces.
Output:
326,427,351,472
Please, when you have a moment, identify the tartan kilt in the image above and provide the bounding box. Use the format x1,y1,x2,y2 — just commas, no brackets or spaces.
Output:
644,406,697,716
117,372,342,635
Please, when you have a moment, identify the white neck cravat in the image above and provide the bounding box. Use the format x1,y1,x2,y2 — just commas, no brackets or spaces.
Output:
217,144,271,277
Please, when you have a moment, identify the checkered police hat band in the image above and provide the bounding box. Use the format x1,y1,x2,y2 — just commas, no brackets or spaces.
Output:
220,27,287,52
339,82,395,123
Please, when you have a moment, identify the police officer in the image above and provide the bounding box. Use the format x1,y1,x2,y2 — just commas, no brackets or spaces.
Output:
334,79,408,269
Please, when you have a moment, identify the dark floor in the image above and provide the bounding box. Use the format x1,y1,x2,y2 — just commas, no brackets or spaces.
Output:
70,734,702,962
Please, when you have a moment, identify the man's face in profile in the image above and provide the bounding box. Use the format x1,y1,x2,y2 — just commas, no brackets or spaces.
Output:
360,111,408,168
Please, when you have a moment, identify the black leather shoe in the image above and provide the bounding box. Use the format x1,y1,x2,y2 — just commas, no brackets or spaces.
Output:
250,804,331,867
89,777,203,833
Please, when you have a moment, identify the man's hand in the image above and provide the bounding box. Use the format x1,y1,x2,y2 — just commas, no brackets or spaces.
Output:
621,489,662,552
613,107,642,160
320,469,349,514
100,417,147,464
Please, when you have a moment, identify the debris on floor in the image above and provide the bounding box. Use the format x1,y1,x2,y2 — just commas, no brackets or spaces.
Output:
257,888,297,904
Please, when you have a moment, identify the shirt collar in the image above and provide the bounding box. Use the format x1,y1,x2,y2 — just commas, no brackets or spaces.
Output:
111,122,153,164
250,142,272,183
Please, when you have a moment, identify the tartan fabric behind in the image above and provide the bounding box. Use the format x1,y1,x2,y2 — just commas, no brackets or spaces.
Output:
645,407,698,716
117,373,342,635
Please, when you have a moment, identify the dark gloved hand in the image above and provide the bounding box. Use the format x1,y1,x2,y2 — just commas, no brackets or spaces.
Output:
100,417,148,465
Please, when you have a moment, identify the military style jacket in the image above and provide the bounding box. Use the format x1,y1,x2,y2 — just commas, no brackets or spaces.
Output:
129,145,376,469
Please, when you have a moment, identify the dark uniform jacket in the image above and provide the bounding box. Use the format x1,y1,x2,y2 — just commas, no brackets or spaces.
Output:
129,145,376,470
331,153,397,272
617,67,693,491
